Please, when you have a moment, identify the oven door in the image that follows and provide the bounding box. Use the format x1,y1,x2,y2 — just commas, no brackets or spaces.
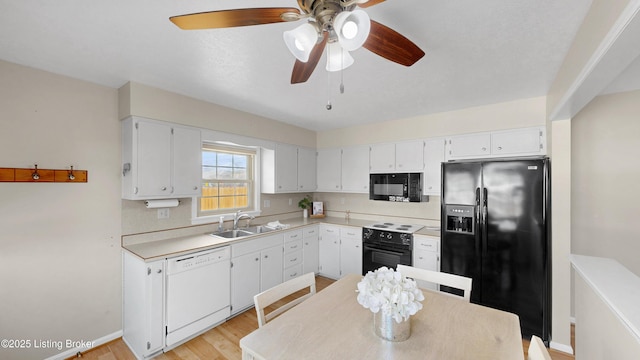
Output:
362,243,412,275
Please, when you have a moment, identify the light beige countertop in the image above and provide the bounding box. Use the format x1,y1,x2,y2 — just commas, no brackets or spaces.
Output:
123,216,443,262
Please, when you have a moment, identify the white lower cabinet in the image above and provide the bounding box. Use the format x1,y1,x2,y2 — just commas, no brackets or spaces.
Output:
339,227,363,277
412,235,441,291
319,224,362,279
283,229,304,281
302,225,320,275
231,233,283,315
123,253,165,359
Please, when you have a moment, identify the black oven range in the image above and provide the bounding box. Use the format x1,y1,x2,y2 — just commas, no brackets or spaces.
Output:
362,223,424,275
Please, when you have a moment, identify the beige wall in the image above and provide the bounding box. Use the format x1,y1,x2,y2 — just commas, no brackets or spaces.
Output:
572,89,640,276
0,60,121,359
318,96,547,148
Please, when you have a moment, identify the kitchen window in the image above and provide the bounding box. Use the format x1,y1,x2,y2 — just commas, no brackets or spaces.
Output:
197,144,256,217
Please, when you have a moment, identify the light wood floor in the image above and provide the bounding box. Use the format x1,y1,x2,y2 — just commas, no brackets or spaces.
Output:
72,276,574,360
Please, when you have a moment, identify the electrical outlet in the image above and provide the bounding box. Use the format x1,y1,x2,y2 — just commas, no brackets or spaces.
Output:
157,208,170,219
288,198,292,206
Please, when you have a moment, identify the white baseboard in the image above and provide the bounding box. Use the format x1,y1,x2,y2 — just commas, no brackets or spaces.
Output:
550,341,574,355
43,330,123,360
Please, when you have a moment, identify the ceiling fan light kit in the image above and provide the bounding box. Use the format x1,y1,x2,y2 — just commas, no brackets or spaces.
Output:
283,22,320,62
170,0,424,84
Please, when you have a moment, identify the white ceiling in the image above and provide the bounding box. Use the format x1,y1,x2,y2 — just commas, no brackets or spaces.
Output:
0,0,596,131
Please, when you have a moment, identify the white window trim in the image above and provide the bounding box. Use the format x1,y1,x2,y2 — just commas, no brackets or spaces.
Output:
191,131,269,225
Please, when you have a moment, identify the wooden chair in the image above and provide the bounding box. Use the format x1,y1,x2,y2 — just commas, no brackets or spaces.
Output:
527,335,552,360
396,264,473,302
253,272,316,327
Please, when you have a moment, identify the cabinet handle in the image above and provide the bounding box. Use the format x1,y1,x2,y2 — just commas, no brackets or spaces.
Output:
264,255,269,259
290,272,297,278
481,147,487,151
157,269,162,274
290,258,297,262
161,186,167,191
255,258,259,261
193,186,198,190
497,146,502,150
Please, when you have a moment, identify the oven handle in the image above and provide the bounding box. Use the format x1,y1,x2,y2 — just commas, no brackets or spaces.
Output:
363,244,409,256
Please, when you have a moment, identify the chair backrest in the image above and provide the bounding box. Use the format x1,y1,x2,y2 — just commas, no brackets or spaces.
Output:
527,335,552,360
396,265,473,302
253,272,316,327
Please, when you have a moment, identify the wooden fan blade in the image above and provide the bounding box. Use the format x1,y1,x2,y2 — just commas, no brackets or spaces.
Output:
363,20,425,66
170,8,301,30
358,0,386,8
291,32,328,84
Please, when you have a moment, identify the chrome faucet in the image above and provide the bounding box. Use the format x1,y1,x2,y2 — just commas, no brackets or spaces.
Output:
233,211,254,229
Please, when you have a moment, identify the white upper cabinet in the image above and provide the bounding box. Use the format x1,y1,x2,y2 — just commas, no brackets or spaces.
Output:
446,126,546,161
369,143,396,173
262,143,317,194
297,147,317,191
316,148,342,192
491,127,546,156
341,145,370,193
423,138,445,196
446,132,491,160
122,116,201,200
395,140,425,172
370,140,424,173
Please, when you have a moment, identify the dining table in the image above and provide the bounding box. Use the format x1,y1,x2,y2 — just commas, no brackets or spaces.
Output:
239,273,524,360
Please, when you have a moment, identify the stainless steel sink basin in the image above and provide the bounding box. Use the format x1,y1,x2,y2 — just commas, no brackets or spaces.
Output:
211,229,254,239
210,225,276,239
244,225,276,234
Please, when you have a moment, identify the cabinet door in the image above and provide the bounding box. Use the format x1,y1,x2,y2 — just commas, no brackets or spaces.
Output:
423,138,445,195
147,260,165,355
341,146,370,193
275,143,298,192
231,251,261,313
137,121,172,197
446,133,491,160
316,148,342,192
297,147,317,191
318,226,341,279
369,143,396,173
413,250,439,291
340,237,362,277
491,127,545,156
395,140,424,172
260,245,283,291
303,234,319,275
172,126,201,196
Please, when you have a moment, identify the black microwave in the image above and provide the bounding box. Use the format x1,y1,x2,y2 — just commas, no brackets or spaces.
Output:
369,173,423,202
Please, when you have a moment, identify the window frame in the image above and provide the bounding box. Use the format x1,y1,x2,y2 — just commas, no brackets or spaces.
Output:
191,141,262,225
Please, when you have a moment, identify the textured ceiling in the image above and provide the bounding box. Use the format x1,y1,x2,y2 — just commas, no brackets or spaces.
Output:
0,0,595,131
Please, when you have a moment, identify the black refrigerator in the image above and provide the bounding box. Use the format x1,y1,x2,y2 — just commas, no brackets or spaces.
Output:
441,157,550,343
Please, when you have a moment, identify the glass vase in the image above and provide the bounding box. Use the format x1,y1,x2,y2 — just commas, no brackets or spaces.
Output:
373,311,411,342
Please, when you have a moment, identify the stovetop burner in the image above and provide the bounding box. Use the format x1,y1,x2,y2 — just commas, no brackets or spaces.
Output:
364,222,424,234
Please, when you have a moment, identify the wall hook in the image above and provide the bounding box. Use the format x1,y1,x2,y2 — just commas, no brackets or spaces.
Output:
68,166,76,181
32,164,40,180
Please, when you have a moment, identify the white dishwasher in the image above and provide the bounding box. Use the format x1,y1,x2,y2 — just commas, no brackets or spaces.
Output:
165,246,231,347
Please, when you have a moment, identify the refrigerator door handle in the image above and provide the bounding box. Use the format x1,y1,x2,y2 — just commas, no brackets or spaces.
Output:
482,188,488,255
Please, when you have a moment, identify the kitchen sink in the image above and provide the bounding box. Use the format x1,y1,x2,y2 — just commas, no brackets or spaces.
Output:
243,225,276,234
210,225,276,239
211,229,254,239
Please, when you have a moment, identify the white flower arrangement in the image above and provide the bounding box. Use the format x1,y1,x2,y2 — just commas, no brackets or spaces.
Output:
356,266,425,323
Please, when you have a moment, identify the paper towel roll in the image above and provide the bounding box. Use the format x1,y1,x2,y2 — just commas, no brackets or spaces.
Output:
145,199,179,208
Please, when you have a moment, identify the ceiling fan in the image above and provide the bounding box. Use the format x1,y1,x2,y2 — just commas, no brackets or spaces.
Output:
170,0,425,84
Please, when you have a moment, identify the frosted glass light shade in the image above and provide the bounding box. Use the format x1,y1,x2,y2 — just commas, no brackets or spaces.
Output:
283,23,318,62
326,42,354,72
333,10,371,51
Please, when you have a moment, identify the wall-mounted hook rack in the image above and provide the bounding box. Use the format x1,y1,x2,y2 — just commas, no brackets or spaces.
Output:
0,165,88,183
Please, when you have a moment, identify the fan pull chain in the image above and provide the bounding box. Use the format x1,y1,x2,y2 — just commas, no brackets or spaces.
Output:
340,47,345,94
326,43,332,110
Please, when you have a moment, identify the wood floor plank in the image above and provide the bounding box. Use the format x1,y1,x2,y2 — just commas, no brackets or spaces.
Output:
72,276,574,360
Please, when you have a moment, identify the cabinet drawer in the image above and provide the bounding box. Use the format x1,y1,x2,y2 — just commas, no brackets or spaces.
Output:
232,234,283,257
283,263,304,280
284,239,303,253
284,229,303,242
284,250,303,268
414,236,439,253
340,227,361,240
303,226,318,237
